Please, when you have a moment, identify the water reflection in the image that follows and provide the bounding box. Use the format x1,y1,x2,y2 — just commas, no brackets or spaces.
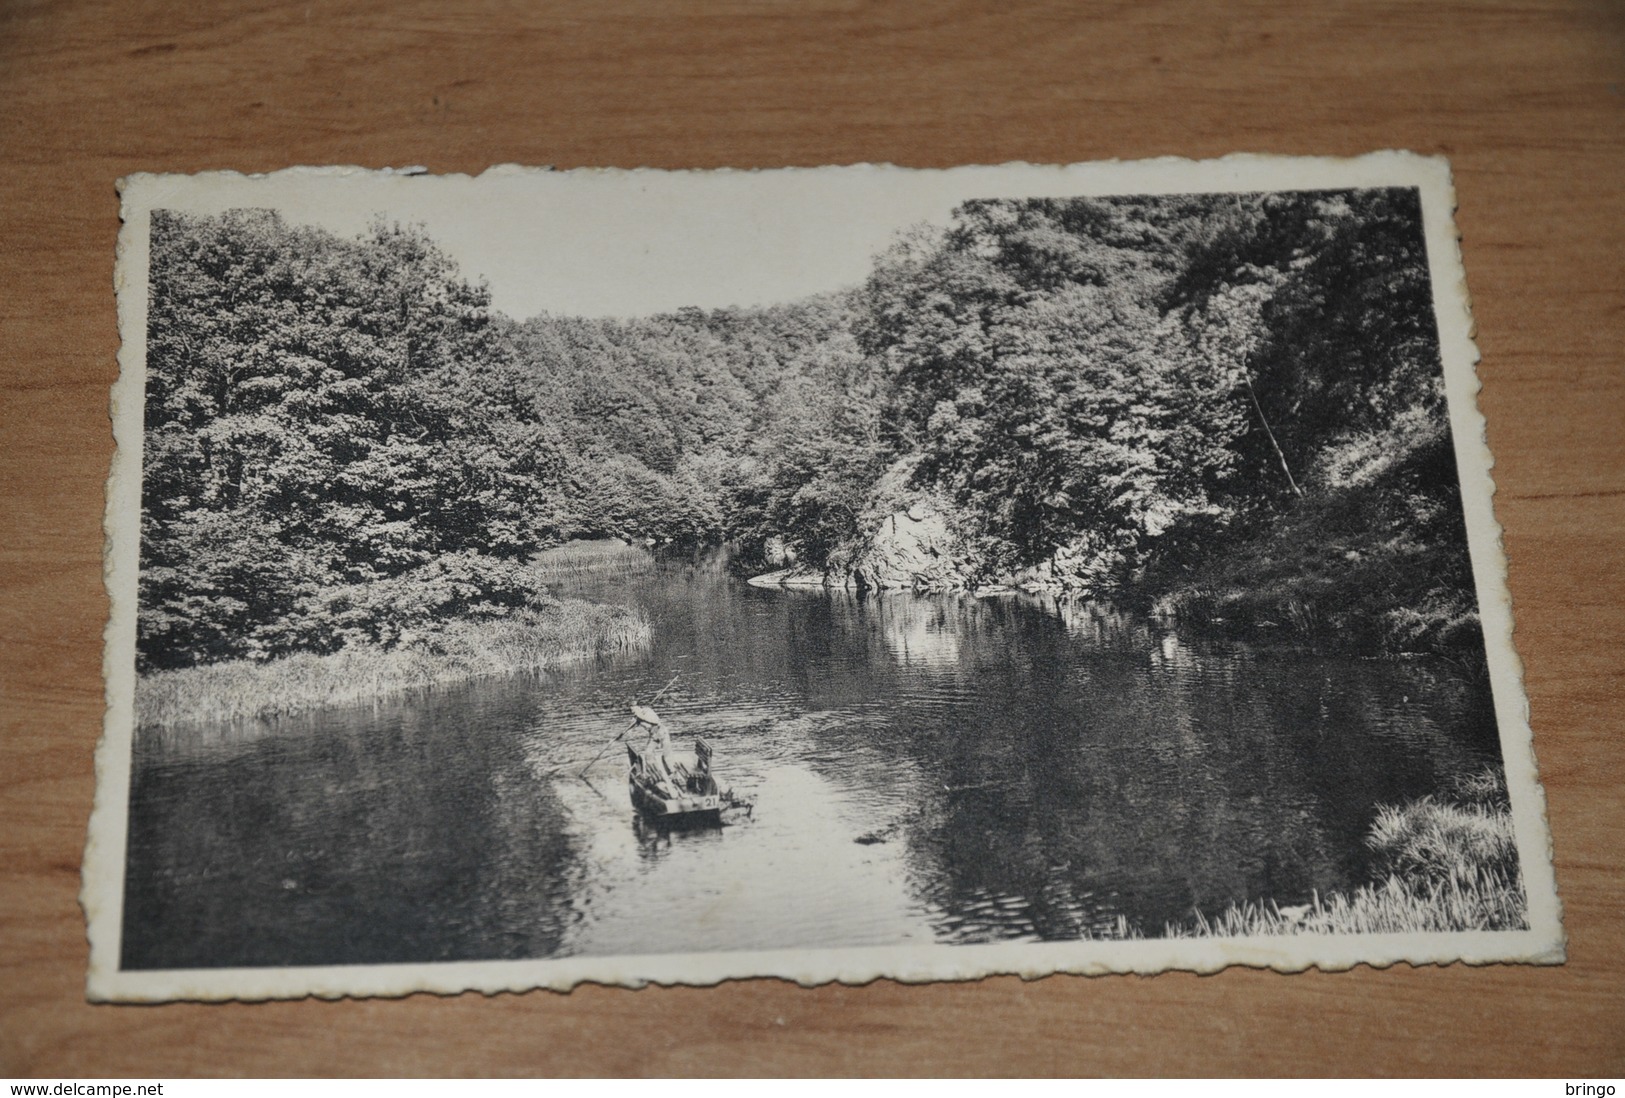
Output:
123,691,584,968
869,593,964,668
122,550,1505,968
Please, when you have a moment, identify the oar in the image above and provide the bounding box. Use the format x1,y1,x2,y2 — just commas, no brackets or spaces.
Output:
576,672,680,778
572,717,637,779
649,672,681,705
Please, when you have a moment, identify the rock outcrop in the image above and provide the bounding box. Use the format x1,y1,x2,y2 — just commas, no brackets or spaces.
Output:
747,503,1106,596
848,503,967,591
748,502,972,592
745,566,838,589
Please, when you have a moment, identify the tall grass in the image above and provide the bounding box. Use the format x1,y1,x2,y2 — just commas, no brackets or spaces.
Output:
137,598,652,728
1075,770,1527,941
1159,770,1527,938
531,538,655,578
1164,866,1527,938
1368,798,1519,886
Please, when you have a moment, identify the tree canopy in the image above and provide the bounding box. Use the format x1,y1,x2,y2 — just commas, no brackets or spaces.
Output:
140,211,562,669
140,186,1477,671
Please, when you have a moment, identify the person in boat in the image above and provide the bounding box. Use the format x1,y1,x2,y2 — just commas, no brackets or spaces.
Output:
630,703,676,787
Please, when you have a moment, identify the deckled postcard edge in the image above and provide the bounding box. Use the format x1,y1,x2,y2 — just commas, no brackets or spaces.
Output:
85,152,1563,1002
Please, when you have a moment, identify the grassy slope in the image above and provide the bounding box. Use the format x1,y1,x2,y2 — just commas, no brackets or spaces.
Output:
137,595,650,727
1147,411,1483,654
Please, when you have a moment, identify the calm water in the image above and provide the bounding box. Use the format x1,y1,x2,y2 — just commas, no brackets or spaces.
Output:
122,550,1504,969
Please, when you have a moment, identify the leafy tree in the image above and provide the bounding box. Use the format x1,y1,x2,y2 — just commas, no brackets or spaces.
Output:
856,198,1246,578
143,185,1477,668
140,210,563,670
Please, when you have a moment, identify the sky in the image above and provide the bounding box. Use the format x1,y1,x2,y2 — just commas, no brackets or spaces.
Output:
136,165,978,319
130,157,1430,320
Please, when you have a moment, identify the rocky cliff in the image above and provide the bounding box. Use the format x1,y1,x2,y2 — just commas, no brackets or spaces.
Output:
747,502,1104,597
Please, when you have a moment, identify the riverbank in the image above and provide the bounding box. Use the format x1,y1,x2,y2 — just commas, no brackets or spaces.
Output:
531,537,656,578
1144,495,1483,656
136,597,652,728
747,413,1487,659
1174,861,1525,937
1095,774,1526,939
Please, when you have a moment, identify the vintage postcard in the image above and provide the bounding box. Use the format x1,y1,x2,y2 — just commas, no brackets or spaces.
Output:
88,154,1563,1001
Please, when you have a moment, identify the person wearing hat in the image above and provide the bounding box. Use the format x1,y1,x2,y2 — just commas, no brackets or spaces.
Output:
631,703,675,785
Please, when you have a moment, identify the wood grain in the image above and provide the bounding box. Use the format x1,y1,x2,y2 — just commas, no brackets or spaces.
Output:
2,0,1621,1077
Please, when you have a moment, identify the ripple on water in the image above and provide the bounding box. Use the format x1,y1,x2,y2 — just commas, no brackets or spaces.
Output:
556,762,938,957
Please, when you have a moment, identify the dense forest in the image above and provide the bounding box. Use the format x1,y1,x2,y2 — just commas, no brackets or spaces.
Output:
139,187,1481,677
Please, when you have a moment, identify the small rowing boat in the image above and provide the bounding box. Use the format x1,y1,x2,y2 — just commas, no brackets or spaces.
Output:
627,728,753,826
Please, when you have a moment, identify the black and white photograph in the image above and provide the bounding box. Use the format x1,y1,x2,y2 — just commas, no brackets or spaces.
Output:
87,156,1563,1001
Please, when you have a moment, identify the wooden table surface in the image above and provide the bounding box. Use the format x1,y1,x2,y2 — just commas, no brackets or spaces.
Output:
3,0,1621,1077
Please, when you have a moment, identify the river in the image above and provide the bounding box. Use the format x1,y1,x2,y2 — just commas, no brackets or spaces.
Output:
121,549,1505,969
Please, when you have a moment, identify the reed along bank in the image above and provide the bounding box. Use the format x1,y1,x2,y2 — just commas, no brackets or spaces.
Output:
136,593,650,728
